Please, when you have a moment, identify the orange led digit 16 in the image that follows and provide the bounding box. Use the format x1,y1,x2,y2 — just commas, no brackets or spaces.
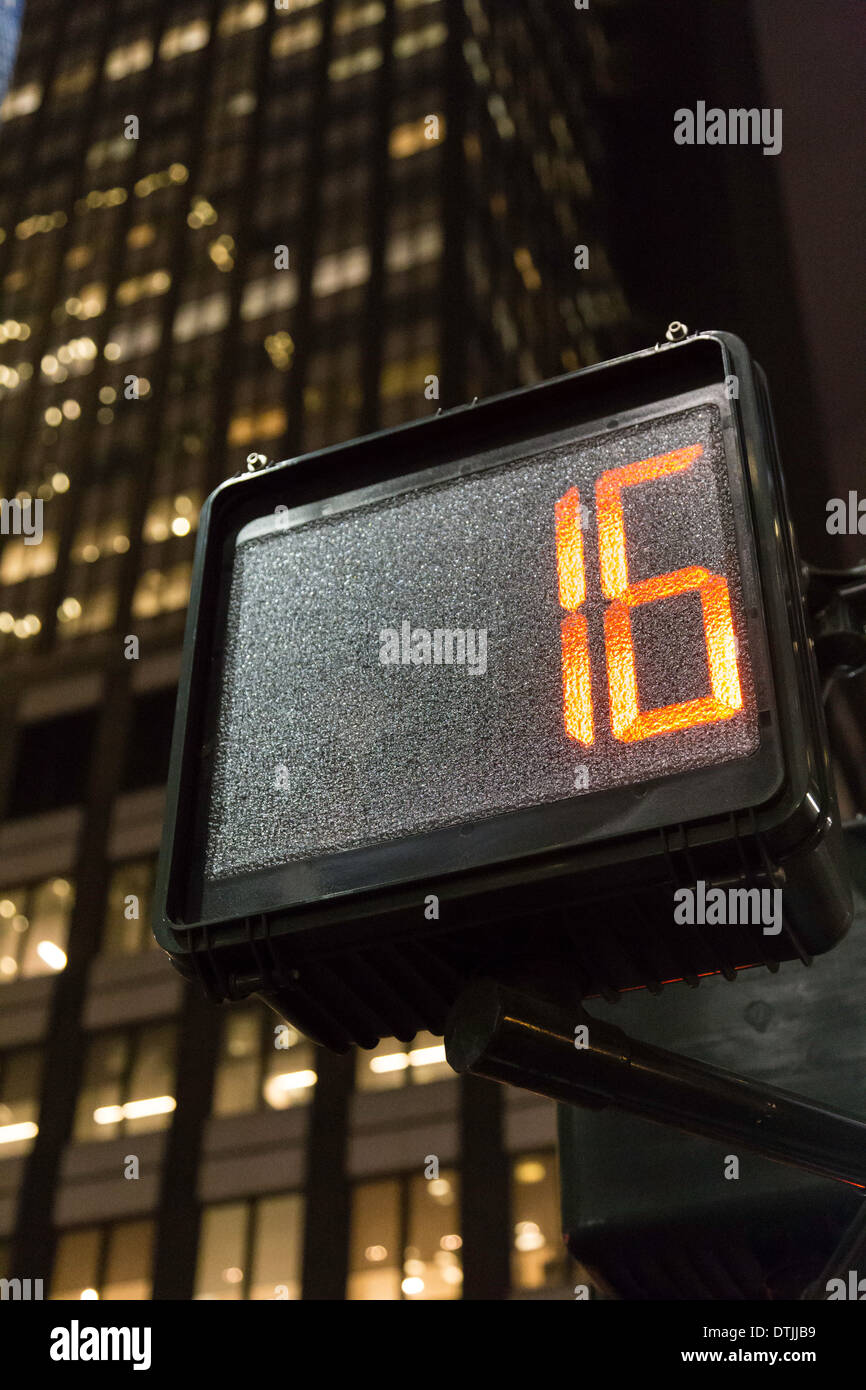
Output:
555,443,743,746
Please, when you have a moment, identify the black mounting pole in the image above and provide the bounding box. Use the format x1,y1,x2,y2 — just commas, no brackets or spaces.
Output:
445,978,866,1189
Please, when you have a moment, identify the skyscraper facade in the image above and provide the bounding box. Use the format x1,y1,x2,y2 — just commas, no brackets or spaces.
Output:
0,0,24,105
0,0,637,1300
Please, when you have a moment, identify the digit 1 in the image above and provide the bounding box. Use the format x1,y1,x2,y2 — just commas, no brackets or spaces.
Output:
555,487,593,744
595,444,743,742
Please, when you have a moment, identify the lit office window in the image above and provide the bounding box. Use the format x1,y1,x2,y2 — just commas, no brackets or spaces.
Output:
160,21,211,63
104,315,162,361
251,1195,304,1298
131,562,193,618
226,406,286,449
213,1004,316,1115
74,1024,177,1143
125,1028,177,1135
262,1031,317,1110
115,268,172,306
39,331,99,375
62,281,107,317
0,595,36,641
263,330,294,371
195,1203,246,1300
126,221,158,250
0,607,42,646
83,136,134,173
70,518,131,565
103,1220,155,1299
270,16,322,60
0,532,58,585
213,1010,260,1115
219,1,267,36
380,350,439,402
240,274,297,322
73,185,127,215
75,1032,126,1142
55,587,117,640
15,207,67,239
133,163,189,199
0,357,33,400
17,879,73,978
0,878,73,984
348,1170,461,1299
0,1047,43,1157
510,1151,566,1292
335,2,384,35
104,39,153,82
312,245,370,297
85,136,134,173
102,860,157,956
385,222,442,273
195,1193,303,1300
252,1195,303,1301
51,1220,154,1300
389,113,445,158
406,1170,462,1298
348,1179,401,1299
393,21,447,59
328,46,382,83
0,83,42,120
142,490,202,544
0,315,32,341
173,291,230,341
356,1030,451,1092
50,1228,102,1300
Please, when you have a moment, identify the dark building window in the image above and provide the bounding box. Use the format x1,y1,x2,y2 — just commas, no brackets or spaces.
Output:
7,709,98,817
121,686,178,791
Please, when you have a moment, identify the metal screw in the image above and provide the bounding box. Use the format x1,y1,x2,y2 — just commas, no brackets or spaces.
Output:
665,321,689,342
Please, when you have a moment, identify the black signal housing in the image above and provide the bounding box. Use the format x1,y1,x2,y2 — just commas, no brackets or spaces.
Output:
153,333,852,1050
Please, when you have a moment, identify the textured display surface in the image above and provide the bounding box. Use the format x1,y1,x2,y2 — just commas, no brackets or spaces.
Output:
204,403,759,879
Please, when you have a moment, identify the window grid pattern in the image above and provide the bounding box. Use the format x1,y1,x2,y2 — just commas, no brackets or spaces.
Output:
0,0,632,661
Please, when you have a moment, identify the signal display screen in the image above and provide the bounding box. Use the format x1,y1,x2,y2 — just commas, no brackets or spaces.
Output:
202,397,761,881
